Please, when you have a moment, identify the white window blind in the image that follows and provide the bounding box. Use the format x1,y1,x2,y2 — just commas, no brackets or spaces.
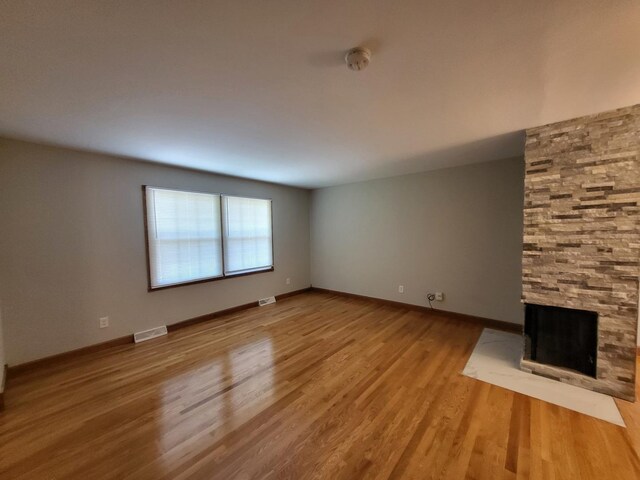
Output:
222,196,273,275
145,187,223,288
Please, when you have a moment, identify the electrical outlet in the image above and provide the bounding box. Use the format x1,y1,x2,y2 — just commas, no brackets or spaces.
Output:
286,277,291,285
99,316,109,328
435,292,444,301
398,285,404,294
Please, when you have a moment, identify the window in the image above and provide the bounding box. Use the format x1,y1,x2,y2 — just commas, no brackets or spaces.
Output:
143,186,273,290
144,187,223,289
222,196,273,275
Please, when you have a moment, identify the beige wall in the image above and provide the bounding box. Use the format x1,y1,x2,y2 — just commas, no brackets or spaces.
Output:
0,139,310,365
310,157,525,325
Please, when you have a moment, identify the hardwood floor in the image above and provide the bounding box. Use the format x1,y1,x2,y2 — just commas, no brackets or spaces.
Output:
1,291,639,479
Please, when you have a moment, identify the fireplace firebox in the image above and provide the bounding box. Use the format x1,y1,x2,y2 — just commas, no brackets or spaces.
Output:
523,304,598,378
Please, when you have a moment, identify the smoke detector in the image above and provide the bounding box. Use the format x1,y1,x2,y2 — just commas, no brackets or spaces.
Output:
345,47,371,71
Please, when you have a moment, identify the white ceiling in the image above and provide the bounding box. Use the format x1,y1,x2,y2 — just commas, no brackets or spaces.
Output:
1,1,639,188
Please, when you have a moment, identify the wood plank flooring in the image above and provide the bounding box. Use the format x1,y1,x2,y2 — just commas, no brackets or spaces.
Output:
0,291,639,479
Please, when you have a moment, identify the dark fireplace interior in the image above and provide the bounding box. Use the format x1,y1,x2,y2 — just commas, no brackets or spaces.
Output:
523,304,598,378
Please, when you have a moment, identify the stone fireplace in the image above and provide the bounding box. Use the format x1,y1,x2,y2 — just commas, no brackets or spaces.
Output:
521,104,640,402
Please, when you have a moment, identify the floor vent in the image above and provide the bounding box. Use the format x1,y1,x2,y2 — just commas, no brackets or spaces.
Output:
258,296,276,306
134,326,168,343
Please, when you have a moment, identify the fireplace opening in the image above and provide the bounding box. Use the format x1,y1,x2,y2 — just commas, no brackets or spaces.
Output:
523,304,598,378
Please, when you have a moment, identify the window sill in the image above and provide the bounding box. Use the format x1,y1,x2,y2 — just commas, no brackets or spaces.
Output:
148,267,274,292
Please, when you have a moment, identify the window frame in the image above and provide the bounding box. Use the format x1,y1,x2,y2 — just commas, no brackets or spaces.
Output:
142,185,274,292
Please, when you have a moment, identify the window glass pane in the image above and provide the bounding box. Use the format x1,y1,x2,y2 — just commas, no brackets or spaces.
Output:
146,187,222,288
223,196,273,274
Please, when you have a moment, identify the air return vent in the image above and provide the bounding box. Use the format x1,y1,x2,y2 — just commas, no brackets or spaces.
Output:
134,326,168,343
258,296,276,307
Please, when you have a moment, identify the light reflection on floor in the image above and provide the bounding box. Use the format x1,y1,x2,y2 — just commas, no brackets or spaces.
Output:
159,336,275,455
